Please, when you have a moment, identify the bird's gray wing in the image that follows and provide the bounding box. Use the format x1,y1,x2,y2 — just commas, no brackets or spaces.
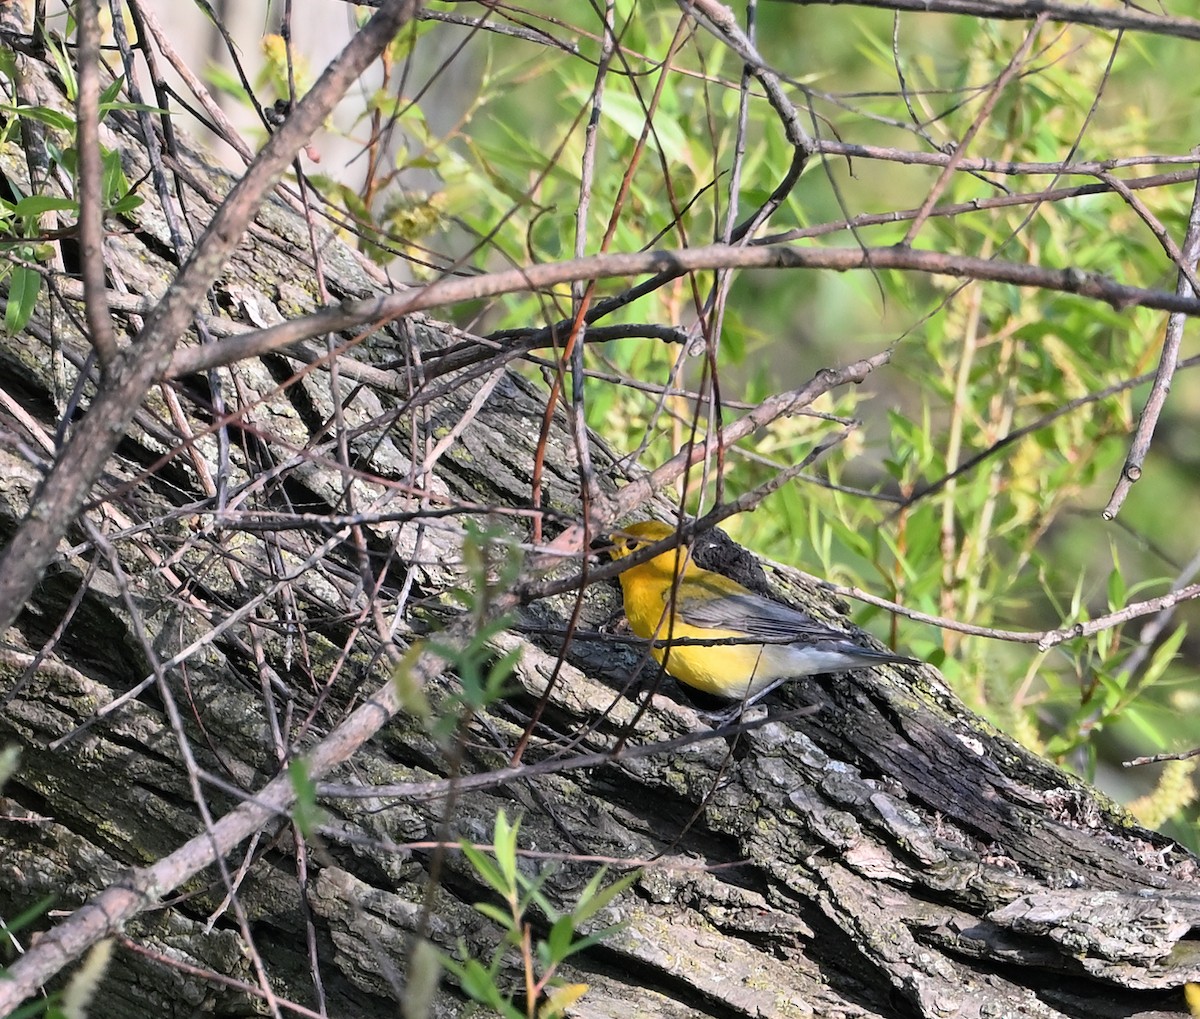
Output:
677,587,921,667
675,587,846,643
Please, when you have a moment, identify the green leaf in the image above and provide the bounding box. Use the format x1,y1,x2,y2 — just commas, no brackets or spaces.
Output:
0,104,75,133
1139,625,1186,689
5,263,40,334
472,901,513,929
11,996,63,1019
107,193,145,216
97,75,125,109
1119,706,1163,748
572,869,639,924
492,809,519,890
456,958,503,1005
545,915,576,963
1106,565,1126,612
203,63,251,105
46,38,77,100
517,867,557,919
461,840,509,897
288,759,324,838
99,100,168,115
558,922,627,960
485,646,521,697
12,195,76,217
100,147,126,207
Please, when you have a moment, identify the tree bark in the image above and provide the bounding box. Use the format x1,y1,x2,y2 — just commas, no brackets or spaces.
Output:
0,38,1198,1019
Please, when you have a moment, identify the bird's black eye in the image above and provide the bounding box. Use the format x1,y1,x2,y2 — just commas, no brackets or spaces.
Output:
624,538,639,552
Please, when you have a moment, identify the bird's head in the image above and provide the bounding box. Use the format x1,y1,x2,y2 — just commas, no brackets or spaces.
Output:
607,520,675,557
606,520,695,580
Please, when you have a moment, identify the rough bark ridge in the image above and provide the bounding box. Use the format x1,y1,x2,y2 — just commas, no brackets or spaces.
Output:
0,37,1199,1019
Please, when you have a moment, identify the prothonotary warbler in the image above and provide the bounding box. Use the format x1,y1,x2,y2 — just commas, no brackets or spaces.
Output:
608,520,920,711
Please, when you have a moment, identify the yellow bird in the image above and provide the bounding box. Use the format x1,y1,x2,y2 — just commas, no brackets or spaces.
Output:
608,520,919,710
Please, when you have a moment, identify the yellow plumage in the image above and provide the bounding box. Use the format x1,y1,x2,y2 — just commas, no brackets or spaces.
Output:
608,520,918,704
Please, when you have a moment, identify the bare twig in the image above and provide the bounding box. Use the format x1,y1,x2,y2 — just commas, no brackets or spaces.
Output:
0,0,423,638
74,0,117,370
1103,170,1200,517
1125,746,1200,768
779,0,1200,41
903,15,1047,244
166,242,1200,379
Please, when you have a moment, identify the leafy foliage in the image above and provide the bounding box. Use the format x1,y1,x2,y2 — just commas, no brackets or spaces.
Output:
0,53,148,334
442,810,637,1019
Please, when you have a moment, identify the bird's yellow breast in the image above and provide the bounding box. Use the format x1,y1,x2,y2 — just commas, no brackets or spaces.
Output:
617,564,795,698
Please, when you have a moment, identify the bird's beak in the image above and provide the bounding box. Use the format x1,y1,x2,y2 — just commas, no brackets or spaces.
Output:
589,533,617,562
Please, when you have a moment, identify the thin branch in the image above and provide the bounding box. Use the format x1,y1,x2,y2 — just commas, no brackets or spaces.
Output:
1103,169,1200,517
779,0,1200,41
814,139,1199,177
166,242,1200,379
683,0,813,152
903,15,1046,244
0,0,423,639
75,0,117,370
